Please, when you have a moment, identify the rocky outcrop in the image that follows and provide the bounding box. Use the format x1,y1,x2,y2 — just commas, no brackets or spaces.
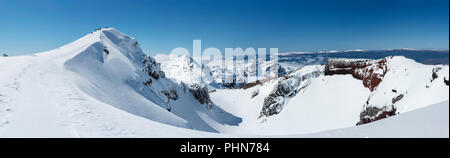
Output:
103,47,110,55
357,93,403,125
188,83,213,106
222,74,247,88
265,63,287,77
445,77,449,86
217,62,287,89
142,56,165,80
251,89,259,98
161,89,179,103
260,78,300,117
259,69,322,118
357,105,397,125
391,94,404,104
324,57,389,91
431,67,442,82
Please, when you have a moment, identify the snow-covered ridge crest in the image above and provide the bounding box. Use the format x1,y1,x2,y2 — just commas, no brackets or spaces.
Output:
60,28,241,132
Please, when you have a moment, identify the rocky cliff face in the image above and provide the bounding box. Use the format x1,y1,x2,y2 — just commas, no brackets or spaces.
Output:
259,67,323,118
323,57,405,125
142,56,165,80
324,57,389,91
188,83,213,108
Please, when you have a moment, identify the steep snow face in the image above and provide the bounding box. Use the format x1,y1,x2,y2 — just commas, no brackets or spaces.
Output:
0,28,241,137
63,29,188,128
64,28,241,133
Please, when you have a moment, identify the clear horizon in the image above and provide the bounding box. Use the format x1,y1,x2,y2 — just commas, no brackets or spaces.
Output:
1,0,449,56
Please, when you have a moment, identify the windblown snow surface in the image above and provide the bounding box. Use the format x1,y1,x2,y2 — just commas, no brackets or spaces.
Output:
0,28,448,137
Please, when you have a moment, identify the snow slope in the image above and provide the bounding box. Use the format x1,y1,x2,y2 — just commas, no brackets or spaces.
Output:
210,67,371,135
0,28,240,137
210,57,449,135
0,28,447,138
298,100,449,138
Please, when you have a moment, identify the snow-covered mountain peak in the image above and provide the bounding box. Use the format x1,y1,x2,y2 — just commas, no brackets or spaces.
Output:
0,28,243,136
155,54,215,86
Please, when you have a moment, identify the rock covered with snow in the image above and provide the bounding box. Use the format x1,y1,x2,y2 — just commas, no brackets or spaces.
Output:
355,56,449,125
142,56,165,79
259,65,323,118
188,83,213,106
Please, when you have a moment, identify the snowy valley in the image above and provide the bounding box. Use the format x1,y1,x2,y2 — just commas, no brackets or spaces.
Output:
0,28,448,137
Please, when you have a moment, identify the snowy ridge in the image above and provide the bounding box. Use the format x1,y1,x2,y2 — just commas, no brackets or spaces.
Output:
0,28,448,137
0,28,241,137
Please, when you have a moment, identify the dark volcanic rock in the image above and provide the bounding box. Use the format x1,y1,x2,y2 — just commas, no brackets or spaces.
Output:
431,67,442,82
357,106,397,125
142,56,165,80
162,89,179,103
391,94,404,104
445,77,449,86
143,79,152,86
188,83,212,106
103,48,110,55
357,93,404,125
259,70,322,118
260,80,296,117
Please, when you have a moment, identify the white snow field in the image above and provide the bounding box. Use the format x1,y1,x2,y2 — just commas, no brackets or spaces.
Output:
299,100,449,138
0,28,448,137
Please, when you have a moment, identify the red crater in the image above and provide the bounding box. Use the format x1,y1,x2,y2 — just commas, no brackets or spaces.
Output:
324,57,390,91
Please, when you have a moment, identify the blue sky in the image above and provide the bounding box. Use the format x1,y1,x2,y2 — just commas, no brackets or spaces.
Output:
0,0,448,56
